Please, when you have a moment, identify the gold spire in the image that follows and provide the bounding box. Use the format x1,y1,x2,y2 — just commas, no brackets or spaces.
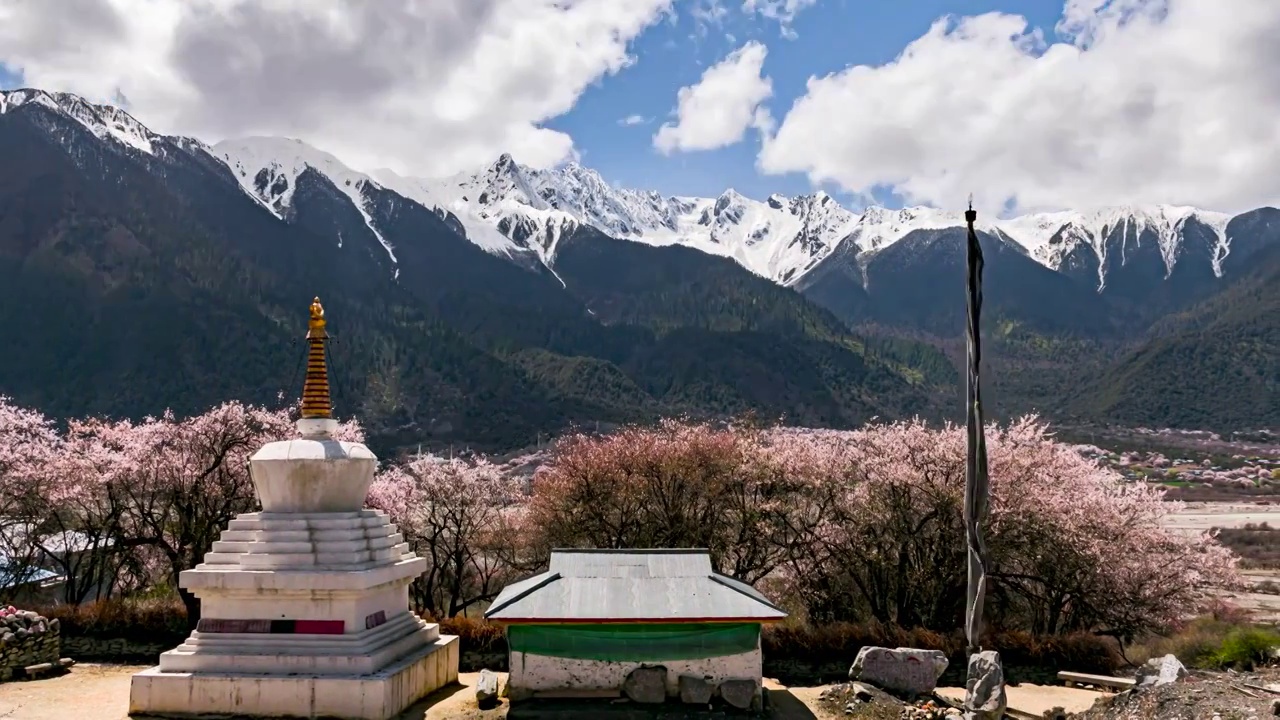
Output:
301,297,332,419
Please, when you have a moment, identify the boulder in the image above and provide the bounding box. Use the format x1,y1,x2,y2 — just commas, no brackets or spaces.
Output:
678,674,714,705
718,678,759,710
475,668,500,710
623,665,667,704
961,650,1007,720
1137,654,1187,688
849,646,949,696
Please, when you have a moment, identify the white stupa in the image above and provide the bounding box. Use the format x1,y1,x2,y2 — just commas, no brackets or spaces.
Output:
130,298,458,719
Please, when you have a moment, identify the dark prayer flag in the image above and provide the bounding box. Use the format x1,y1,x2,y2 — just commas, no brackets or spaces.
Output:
963,198,991,652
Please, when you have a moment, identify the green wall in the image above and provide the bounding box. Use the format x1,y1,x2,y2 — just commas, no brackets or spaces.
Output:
506,623,761,662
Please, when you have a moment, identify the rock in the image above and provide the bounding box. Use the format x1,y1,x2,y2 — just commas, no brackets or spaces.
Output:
718,678,758,710
850,682,874,703
849,646,949,696
622,665,667,704
961,650,1006,720
475,668,499,710
1271,698,1280,716
677,674,714,705
1138,654,1188,688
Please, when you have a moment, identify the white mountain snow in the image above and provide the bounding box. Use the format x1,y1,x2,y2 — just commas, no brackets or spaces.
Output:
1,87,1240,293
1002,205,1232,289
214,137,400,266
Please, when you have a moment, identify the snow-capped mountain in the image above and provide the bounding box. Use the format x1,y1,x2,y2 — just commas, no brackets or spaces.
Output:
999,206,1232,291
214,137,400,265
370,154,865,285
0,87,1256,296
364,150,1238,294
0,88,209,162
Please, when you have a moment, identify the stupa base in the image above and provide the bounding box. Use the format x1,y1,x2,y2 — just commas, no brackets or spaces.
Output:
129,634,458,720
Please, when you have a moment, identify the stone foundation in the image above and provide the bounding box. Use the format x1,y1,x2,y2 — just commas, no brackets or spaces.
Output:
0,610,61,681
130,634,459,720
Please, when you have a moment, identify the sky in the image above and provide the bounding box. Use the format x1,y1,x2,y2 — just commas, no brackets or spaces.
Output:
1,0,1278,216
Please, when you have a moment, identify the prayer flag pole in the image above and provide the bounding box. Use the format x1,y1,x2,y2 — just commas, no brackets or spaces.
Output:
962,197,1007,719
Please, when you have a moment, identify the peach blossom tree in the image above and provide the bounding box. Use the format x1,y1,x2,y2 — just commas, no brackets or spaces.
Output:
367,455,524,618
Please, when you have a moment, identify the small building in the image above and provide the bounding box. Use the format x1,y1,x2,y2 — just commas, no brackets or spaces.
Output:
484,548,787,703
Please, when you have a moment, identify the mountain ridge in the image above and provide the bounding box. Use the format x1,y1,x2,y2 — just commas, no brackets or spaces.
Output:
0,85,955,453
2,87,1265,301
3,86,1278,439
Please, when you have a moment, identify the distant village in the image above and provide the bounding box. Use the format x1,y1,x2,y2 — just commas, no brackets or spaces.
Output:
1072,444,1280,487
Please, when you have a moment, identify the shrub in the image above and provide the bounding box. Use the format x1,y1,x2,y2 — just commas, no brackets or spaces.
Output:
1201,627,1280,670
1211,523,1280,569
38,596,187,645
761,620,1119,678
762,620,958,666
436,614,508,655
1128,608,1279,670
986,629,1121,674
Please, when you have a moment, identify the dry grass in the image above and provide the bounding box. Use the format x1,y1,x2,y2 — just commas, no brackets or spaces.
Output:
33,599,1124,677
38,596,188,645
436,614,508,654
761,620,1120,675
1213,522,1280,569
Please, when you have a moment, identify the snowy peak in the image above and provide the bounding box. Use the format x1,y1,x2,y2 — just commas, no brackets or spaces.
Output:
213,136,398,264
0,88,171,156
845,206,991,255
476,153,548,211
999,205,1232,289
416,159,866,286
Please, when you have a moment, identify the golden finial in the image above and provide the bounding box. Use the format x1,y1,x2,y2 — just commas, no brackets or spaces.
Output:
300,297,332,419
308,296,327,338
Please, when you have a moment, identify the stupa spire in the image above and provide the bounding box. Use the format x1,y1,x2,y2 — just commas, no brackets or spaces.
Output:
301,297,332,420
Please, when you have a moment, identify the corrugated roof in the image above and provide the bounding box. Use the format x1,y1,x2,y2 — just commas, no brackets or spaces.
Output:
485,549,787,623
0,560,64,590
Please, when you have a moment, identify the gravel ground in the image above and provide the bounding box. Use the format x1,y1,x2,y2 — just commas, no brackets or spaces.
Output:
1075,668,1280,720
0,665,844,720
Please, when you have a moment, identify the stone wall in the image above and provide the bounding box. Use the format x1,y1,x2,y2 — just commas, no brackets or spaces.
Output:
0,610,61,681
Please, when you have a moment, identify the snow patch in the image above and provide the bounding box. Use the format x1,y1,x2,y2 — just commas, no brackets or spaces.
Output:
212,137,398,264
998,205,1232,289
0,88,156,155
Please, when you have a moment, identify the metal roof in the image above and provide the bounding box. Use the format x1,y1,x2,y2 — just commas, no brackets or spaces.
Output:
485,549,787,623
0,559,64,590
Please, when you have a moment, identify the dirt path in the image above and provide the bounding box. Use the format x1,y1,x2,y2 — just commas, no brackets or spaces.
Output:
0,665,842,720
0,665,502,720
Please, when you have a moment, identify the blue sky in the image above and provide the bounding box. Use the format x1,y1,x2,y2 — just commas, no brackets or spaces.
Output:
546,0,1066,203
0,0,1060,206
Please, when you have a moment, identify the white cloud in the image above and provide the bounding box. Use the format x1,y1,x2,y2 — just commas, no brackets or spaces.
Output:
653,41,772,154
0,0,673,176
690,0,730,28
759,0,1280,215
742,0,817,37
618,114,648,126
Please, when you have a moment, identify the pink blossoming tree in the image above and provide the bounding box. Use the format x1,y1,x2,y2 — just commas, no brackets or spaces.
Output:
367,455,524,618
524,416,1239,640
